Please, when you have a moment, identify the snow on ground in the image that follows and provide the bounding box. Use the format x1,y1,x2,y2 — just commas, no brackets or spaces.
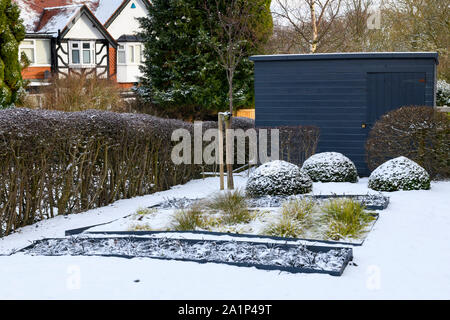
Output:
1,175,450,299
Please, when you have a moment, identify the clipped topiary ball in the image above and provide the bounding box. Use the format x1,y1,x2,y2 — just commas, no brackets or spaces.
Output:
246,160,312,197
368,156,431,192
301,152,358,183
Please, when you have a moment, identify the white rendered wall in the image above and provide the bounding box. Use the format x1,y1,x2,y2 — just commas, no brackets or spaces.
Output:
64,13,105,40
106,0,148,39
117,64,141,83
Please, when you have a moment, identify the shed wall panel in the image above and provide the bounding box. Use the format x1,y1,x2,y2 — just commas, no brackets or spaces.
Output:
252,55,437,176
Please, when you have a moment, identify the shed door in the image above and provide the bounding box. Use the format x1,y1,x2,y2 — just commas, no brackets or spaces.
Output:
367,72,426,126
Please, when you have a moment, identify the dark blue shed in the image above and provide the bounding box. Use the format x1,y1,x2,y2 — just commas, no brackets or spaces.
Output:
249,52,439,176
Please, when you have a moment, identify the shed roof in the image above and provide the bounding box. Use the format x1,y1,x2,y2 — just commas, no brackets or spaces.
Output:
249,52,439,64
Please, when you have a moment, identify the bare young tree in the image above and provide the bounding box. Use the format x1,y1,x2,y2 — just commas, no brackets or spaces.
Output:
273,0,343,53
204,0,268,189
204,0,264,115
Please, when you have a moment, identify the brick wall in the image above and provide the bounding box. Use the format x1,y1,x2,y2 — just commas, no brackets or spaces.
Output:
21,66,51,80
108,46,117,82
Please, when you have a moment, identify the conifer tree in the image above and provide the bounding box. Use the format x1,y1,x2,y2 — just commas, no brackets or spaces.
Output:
138,0,272,119
0,0,26,108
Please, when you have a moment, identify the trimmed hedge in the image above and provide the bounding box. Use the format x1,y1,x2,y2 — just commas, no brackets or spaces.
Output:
246,160,313,197
366,106,449,180
0,109,254,237
368,156,431,191
301,152,358,183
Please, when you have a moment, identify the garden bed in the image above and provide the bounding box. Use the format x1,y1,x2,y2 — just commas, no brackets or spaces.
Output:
19,236,353,276
73,193,384,245
153,193,389,211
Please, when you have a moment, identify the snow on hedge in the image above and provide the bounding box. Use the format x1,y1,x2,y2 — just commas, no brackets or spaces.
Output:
246,160,312,197
368,156,431,191
437,79,450,106
301,152,358,183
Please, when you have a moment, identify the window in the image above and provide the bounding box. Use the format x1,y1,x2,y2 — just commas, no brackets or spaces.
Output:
129,45,135,63
118,45,126,64
136,45,142,63
117,44,144,65
71,42,80,64
82,43,92,64
70,41,94,66
19,40,35,64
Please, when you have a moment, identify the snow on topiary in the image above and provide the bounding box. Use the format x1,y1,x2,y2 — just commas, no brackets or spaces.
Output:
301,152,358,183
437,79,450,106
368,156,431,192
246,160,313,197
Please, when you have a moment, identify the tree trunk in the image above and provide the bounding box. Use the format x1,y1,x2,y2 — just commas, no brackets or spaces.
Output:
226,69,234,190
224,116,234,190
310,1,318,53
228,70,234,115
218,114,224,190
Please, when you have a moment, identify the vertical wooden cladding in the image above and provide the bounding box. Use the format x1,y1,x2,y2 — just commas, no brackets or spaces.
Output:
250,53,438,176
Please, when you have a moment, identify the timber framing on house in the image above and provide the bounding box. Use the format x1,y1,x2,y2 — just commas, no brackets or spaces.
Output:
14,0,151,90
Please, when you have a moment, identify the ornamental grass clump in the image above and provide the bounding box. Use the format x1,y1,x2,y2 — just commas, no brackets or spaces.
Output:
281,198,316,222
170,205,205,231
321,198,375,240
206,189,251,225
264,217,304,238
263,198,317,238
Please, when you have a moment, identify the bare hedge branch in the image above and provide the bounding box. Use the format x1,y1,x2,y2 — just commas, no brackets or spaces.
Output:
0,108,199,237
366,106,450,180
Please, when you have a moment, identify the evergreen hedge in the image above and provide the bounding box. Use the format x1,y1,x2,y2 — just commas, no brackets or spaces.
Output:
0,0,26,108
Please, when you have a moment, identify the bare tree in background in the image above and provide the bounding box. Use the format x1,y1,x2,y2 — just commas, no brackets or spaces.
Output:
383,0,450,80
274,0,343,53
341,0,374,50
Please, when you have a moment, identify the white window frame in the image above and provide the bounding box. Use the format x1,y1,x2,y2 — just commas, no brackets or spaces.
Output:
117,43,144,66
19,39,36,65
117,45,126,65
69,41,95,67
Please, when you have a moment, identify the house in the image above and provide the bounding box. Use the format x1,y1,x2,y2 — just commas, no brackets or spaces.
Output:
14,0,151,90
249,52,439,175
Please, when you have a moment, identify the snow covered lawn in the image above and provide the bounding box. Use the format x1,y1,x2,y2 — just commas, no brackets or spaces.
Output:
1,175,450,299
